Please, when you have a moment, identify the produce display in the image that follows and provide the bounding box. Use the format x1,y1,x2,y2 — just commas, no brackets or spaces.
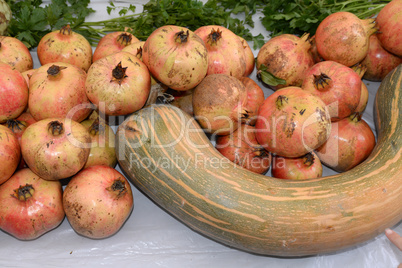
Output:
0,0,401,262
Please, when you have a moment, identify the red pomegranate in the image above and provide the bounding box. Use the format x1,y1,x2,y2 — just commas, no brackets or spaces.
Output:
315,11,376,66
315,113,376,172
143,25,208,91
216,124,271,174
271,152,323,180
0,168,64,240
86,51,151,116
362,34,402,81
0,36,33,72
194,25,246,79
93,31,139,62
28,62,92,122
255,86,331,158
63,165,133,239
21,118,91,181
376,0,402,57
192,74,248,135
301,61,362,121
37,24,93,71
256,33,314,90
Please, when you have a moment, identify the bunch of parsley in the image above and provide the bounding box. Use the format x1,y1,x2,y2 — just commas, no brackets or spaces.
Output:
5,0,95,48
80,0,265,49
5,0,265,49
4,0,390,50
261,0,390,37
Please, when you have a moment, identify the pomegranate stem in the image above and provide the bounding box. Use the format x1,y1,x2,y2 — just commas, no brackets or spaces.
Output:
47,65,67,77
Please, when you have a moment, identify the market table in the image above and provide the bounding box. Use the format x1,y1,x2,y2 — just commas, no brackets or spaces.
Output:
0,1,401,267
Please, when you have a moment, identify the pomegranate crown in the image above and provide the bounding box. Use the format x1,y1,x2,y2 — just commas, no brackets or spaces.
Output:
60,24,72,35
117,33,133,46
207,28,223,44
174,30,190,43
110,61,128,85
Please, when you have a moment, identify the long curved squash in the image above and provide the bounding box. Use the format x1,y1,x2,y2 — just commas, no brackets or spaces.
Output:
116,65,402,256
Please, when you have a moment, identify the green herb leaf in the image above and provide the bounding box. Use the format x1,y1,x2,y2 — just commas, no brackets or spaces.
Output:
257,64,286,86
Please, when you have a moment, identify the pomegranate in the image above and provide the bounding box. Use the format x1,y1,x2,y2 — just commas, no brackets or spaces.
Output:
143,25,208,91
192,74,248,135
216,124,271,174
93,31,139,62
315,11,376,66
238,36,255,77
255,86,331,158
194,25,246,79
315,113,376,172
0,168,64,240
63,165,133,239
86,51,151,116
362,34,402,81
376,0,402,56
0,125,20,184
355,82,369,114
0,36,33,72
29,62,92,122
21,118,91,181
0,62,28,123
301,61,362,121
239,77,265,126
81,119,117,169
271,152,323,180
256,33,314,90
37,25,93,71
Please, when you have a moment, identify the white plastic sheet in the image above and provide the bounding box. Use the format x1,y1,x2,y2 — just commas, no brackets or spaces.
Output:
1,1,401,267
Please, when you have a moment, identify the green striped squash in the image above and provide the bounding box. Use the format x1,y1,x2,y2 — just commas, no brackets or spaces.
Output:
116,65,402,256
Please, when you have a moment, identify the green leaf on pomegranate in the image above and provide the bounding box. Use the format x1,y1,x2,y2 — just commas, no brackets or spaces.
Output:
257,64,286,86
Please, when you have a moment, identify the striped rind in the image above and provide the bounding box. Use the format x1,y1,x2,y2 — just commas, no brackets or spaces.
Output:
116,65,402,256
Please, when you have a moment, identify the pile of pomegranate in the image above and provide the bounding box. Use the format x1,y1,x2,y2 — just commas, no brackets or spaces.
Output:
0,0,401,241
